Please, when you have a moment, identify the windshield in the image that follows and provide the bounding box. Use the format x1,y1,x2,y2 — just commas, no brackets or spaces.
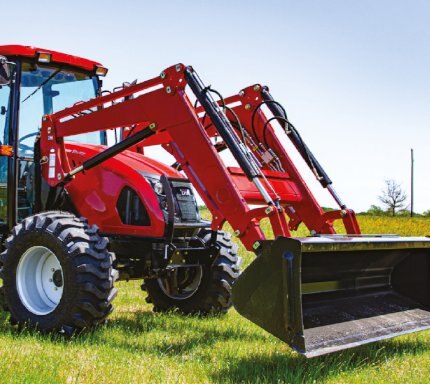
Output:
19,61,102,156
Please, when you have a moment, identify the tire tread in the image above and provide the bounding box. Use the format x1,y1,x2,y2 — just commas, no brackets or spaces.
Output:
0,211,117,334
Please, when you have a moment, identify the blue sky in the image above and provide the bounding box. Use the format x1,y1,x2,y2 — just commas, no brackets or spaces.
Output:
4,0,430,212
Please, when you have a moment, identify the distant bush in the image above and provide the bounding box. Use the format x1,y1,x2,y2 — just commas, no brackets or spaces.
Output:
358,206,429,217
364,205,389,216
397,209,412,217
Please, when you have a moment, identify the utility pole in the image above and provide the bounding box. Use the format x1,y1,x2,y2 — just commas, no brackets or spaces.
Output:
411,148,414,217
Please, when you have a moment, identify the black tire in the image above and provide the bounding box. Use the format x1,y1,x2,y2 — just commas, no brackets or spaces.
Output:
0,211,118,333
144,230,241,315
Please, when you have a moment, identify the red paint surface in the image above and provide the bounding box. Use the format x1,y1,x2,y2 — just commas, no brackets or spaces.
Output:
64,143,182,237
0,45,102,71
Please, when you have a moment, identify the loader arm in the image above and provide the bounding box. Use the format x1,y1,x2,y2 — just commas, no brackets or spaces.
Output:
40,64,290,250
193,85,361,235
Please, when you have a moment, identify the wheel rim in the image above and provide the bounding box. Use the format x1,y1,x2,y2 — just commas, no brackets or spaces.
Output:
16,246,64,315
157,265,203,300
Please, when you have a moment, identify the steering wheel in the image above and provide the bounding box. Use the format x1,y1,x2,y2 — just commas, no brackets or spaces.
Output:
18,132,38,152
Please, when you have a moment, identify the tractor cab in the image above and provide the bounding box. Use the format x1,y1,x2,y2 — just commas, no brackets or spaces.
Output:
0,45,108,226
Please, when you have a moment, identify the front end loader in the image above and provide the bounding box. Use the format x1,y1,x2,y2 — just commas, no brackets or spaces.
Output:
0,45,429,358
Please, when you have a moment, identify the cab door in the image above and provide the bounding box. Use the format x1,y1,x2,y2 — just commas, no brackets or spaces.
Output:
0,62,13,226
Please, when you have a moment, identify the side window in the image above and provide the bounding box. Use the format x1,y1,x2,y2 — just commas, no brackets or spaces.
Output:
19,86,43,157
0,83,10,147
17,80,43,221
51,78,102,144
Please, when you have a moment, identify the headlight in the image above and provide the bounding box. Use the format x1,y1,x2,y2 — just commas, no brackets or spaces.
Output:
139,172,165,195
139,172,169,213
153,181,164,195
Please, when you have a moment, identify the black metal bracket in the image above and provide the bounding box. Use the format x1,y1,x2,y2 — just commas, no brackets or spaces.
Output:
66,124,157,180
184,67,259,181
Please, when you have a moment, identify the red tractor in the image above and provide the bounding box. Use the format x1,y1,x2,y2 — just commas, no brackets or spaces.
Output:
0,45,429,357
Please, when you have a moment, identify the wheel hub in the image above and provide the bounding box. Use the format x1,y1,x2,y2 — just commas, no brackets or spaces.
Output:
157,265,203,300
52,269,63,287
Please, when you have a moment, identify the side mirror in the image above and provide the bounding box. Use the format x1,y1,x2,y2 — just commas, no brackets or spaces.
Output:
0,56,11,85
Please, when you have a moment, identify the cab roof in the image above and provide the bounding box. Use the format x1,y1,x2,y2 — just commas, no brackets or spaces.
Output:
0,45,103,72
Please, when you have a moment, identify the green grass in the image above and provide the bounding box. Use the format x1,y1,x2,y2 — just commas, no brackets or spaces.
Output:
1,215,430,383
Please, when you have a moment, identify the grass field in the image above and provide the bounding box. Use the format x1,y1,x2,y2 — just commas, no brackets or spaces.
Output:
1,215,430,383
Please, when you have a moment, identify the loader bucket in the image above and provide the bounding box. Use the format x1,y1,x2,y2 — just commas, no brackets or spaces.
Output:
232,236,430,357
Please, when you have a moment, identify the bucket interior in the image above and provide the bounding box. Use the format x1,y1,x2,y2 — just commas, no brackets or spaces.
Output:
232,237,430,357
300,247,430,356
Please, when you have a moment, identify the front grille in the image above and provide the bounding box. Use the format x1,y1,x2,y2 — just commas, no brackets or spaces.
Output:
170,180,199,223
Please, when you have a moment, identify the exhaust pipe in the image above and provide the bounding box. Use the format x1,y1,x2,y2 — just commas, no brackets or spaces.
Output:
232,236,430,357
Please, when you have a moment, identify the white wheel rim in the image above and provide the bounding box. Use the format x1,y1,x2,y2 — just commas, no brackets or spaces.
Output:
16,246,64,315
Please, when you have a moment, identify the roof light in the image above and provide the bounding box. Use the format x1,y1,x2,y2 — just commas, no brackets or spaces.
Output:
95,65,108,77
36,51,52,64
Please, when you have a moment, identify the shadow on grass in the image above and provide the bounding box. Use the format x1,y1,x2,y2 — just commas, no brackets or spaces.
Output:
8,309,268,357
210,337,430,383
0,306,268,355
2,306,430,380
98,310,269,355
